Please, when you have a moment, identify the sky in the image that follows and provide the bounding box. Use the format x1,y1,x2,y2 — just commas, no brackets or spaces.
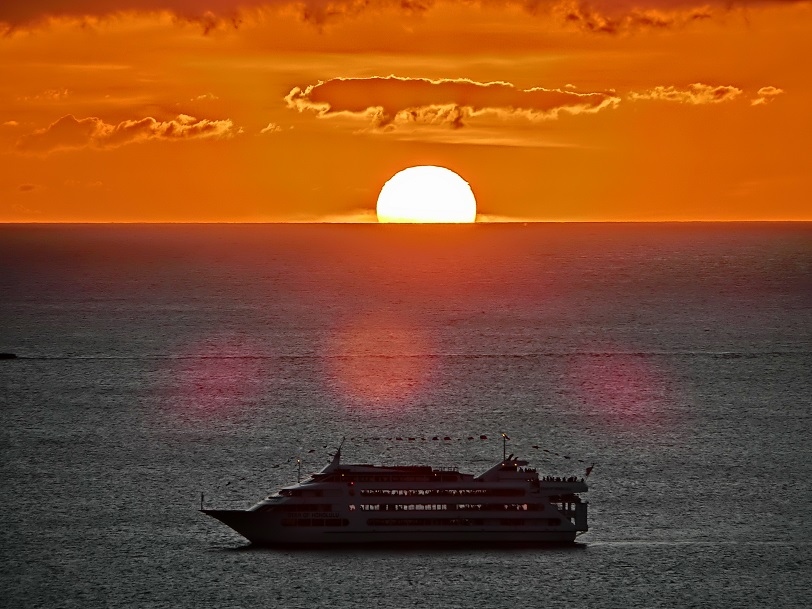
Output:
1,0,810,222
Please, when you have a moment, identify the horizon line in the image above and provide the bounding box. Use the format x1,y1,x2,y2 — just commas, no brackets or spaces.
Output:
2,220,811,225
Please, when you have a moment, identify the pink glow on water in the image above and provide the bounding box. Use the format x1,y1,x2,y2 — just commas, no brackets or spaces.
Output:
568,347,674,427
322,313,434,409
165,333,269,418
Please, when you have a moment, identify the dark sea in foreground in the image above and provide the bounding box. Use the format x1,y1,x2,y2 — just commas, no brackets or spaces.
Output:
1,222,810,608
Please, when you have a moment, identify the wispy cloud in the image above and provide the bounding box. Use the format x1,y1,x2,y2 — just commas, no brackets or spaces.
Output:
259,121,284,134
751,85,784,106
17,88,71,102
15,113,237,154
628,83,743,104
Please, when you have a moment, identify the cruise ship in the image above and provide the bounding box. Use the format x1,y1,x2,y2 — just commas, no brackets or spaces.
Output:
202,442,589,545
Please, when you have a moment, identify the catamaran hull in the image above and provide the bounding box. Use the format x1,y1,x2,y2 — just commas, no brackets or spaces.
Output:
202,509,580,545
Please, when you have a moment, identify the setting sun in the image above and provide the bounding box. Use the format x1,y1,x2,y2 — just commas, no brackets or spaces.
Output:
376,166,477,224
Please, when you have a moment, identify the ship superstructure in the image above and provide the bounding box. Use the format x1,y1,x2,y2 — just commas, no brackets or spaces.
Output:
202,446,588,544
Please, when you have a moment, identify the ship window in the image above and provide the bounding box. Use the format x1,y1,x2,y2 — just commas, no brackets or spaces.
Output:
368,518,490,527
446,503,534,512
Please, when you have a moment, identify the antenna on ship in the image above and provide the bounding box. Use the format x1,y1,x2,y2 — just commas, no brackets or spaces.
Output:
296,457,301,483
501,433,510,461
322,437,346,473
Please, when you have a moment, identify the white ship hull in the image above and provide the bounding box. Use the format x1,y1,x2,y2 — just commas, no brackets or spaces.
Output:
203,509,580,545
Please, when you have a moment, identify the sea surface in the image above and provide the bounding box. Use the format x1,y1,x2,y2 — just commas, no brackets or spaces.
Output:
1,223,810,608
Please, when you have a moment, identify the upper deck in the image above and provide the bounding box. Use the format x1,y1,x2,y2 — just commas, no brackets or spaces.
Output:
284,454,588,495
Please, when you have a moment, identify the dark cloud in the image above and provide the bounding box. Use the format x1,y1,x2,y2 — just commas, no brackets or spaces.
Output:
552,1,714,34
0,1,803,33
0,0,430,29
15,113,237,153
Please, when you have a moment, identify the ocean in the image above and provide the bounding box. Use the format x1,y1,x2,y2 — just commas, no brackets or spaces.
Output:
1,223,810,608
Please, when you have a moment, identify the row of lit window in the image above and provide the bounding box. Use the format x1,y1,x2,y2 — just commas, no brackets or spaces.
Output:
366,518,562,527
335,475,460,483
359,488,526,497
354,504,544,512
330,475,449,483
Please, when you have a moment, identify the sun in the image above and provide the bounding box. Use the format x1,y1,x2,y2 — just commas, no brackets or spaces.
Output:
376,166,477,223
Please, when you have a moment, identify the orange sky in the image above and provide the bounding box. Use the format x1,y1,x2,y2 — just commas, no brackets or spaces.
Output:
1,1,810,222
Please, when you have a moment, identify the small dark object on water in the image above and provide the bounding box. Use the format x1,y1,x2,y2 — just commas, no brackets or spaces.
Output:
0,353,17,359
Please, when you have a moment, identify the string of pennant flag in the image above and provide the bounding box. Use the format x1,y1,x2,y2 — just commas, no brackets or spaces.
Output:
274,434,596,475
